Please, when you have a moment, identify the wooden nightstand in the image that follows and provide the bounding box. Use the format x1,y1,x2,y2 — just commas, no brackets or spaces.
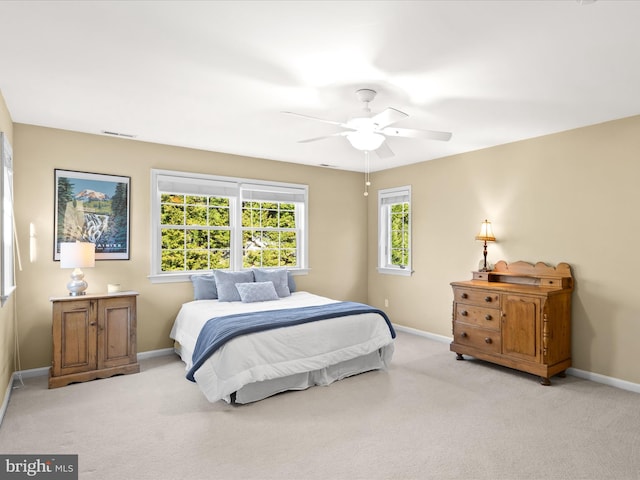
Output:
49,291,140,388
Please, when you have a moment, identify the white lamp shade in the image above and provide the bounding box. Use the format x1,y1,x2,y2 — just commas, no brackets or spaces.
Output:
475,220,496,242
60,242,96,268
346,131,386,151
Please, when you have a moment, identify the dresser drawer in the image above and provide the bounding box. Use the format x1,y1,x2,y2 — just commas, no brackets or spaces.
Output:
452,324,501,354
455,304,500,330
454,288,500,308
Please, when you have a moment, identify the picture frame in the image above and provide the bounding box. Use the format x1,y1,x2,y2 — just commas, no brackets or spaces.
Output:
54,169,131,260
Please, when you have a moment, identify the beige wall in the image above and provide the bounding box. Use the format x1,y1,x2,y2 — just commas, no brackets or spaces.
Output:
7,113,640,387
13,124,368,370
0,91,15,399
368,114,640,385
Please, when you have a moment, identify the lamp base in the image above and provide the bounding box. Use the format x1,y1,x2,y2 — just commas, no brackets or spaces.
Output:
67,268,88,296
479,241,491,272
67,290,87,297
478,259,494,272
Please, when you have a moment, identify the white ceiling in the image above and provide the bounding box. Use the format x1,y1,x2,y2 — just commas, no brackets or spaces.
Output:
1,0,639,172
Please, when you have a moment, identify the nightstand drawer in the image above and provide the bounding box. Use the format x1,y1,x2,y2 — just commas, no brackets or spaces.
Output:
454,288,500,307
455,304,500,330
452,324,501,354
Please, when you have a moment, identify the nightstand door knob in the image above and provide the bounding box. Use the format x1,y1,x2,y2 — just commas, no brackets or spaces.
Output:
460,310,468,316
485,337,492,344
460,332,468,338
484,296,492,302
461,293,468,299
485,314,492,321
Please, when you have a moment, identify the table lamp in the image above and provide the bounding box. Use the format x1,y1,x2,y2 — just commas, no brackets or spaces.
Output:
60,242,96,296
475,219,496,272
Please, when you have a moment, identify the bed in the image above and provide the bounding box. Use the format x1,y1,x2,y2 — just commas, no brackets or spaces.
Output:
170,274,395,404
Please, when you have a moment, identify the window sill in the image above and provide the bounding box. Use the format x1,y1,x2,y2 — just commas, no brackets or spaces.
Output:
148,273,193,284
377,267,413,277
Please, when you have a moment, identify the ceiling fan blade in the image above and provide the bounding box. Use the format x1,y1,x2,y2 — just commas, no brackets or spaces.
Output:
297,131,349,143
382,126,452,142
375,141,395,159
371,107,408,129
282,111,351,129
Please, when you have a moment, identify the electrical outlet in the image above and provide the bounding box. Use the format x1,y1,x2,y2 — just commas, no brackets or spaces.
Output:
384,298,389,307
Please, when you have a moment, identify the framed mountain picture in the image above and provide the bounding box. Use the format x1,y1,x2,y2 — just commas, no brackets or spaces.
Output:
54,169,131,260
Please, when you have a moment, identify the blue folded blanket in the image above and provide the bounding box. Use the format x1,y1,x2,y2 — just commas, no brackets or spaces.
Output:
187,301,396,382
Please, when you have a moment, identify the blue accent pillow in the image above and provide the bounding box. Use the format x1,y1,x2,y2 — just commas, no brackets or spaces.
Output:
213,270,255,302
235,281,279,303
253,268,291,298
191,274,217,300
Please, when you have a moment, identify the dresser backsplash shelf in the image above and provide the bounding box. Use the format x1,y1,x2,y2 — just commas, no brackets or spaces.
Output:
472,260,573,289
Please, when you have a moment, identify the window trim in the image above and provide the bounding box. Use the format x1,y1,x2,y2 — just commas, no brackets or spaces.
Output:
0,133,15,305
149,169,308,283
377,185,412,277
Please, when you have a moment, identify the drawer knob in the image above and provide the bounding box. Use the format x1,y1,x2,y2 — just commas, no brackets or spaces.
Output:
484,296,492,303
460,332,468,338
485,314,492,321
460,310,468,316
461,293,468,299
485,337,492,344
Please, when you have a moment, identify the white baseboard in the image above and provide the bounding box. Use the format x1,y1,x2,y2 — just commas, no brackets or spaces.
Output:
394,324,452,344
13,366,49,379
11,347,176,382
138,347,175,360
1,368,47,428
0,347,176,428
395,324,640,394
566,366,640,394
0,373,13,428
7,348,175,386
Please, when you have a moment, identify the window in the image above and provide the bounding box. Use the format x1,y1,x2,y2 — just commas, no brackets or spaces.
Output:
159,192,232,271
241,184,300,268
150,170,308,282
378,185,412,276
0,132,15,304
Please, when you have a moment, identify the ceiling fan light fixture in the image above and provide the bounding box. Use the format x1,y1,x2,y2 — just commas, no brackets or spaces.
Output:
286,88,452,156
346,131,385,151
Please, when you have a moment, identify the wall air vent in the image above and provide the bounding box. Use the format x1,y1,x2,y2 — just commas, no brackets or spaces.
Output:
101,130,137,138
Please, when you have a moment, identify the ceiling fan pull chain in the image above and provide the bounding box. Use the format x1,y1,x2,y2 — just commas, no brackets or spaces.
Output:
364,151,371,197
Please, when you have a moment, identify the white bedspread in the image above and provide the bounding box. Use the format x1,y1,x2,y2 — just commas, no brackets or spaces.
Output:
170,291,395,403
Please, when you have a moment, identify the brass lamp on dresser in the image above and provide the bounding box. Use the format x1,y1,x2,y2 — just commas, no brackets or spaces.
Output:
450,261,573,385
49,291,140,388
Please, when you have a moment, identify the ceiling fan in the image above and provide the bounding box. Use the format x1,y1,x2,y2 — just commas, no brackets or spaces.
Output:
283,88,452,158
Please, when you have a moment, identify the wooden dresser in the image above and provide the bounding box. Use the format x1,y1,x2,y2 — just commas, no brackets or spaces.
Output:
49,291,140,388
450,261,573,385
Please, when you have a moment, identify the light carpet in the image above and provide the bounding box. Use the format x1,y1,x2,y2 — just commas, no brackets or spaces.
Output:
0,331,639,480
